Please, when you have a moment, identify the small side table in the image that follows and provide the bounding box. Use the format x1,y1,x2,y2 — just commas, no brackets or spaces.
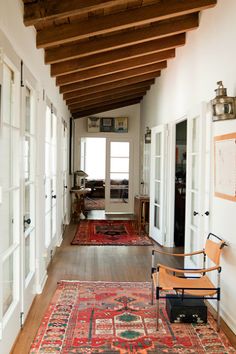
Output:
134,195,150,235
70,188,91,221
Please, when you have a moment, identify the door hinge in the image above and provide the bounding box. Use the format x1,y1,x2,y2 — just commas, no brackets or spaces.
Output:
20,60,24,88
20,311,24,328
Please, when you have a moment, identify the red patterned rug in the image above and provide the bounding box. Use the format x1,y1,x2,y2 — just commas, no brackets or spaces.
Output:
30,281,235,354
71,220,153,246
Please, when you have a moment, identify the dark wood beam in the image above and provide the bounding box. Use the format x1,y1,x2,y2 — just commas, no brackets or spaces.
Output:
24,0,124,27
60,62,165,94
36,0,216,48
67,83,151,106
72,98,141,119
45,14,198,64
64,78,155,100
70,94,144,113
56,49,174,85
51,34,185,76
69,89,148,110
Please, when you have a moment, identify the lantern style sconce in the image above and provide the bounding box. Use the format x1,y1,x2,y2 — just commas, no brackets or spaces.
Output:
145,126,151,143
211,81,236,121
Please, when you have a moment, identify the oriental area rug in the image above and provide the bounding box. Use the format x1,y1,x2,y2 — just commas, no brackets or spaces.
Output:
71,220,153,246
29,281,235,354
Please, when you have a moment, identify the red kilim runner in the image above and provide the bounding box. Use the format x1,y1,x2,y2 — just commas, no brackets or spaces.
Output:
29,281,235,354
71,220,153,246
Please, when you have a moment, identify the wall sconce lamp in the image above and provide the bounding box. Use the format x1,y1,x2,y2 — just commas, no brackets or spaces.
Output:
145,126,151,143
211,81,236,121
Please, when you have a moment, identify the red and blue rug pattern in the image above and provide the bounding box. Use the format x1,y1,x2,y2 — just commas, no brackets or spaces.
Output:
29,281,235,353
71,220,153,246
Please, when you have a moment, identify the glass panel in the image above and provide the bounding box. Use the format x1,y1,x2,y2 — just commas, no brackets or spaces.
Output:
110,178,129,201
52,205,57,238
192,117,199,153
0,191,12,252
111,142,129,157
154,181,160,205
45,143,51,177
45,178,51,213
155,157,161,180
11,128,20,187
3,254,14,316
154,205,160,229
24,136,30,181
25,234,30,279
110,173,129,180
25,86,31,133
155,132,161,156
190,229,197,265
2,64,13,125
0,125,10,189
110,158,129,173
191,155,198,190
24,185,30,232
45,106,51,143
45,212,51,247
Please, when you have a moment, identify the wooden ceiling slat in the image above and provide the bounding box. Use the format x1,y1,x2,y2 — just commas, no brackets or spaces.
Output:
72,98,142,119
24,0,125,26
69,89,148,110
36,0,216,48
70,93,145,113
66,82,152,105
60,62,165,94
56,49,174,86
51,34,185,76
45,14,198,64
63,77,155,100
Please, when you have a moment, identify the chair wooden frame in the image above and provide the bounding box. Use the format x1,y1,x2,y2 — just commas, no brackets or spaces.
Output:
151,233,227,331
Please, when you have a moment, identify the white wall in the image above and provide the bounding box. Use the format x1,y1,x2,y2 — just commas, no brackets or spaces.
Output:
0,1,70,352
141,0,236,334
74,104,141,210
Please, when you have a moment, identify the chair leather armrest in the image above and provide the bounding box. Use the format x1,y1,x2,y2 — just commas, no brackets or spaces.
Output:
152,248,204,257
157,263,220,274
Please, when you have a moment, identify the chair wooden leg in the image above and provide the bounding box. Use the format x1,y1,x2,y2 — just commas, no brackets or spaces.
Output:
156,298,160,330
217,299,220,332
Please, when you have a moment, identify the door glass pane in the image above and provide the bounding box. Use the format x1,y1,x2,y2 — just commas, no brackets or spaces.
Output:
154,205,160,228
110,158,129,173
25,234,30,279
192,155,198,190
190,230,197,265
191,192,198,226
25,86,31,133
2,64,13,125
24,185,30,231
45,106,51,143
192,117,199,153
155,181,160,205
111,142,129,157
155,133,161,155
11,129,20,187
24,136,30,181
0,191,12,252
3,254,14,316
110,142,129,202
0,125,10,189
155,157,161,180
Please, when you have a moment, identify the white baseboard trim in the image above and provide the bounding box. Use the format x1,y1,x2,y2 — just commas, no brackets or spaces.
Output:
36,271,48,294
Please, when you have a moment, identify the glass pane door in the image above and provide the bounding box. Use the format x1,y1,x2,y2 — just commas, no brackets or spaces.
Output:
150,125,166,245
105,140,132,213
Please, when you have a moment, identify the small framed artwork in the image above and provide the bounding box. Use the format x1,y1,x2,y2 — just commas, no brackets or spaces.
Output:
114,117,128,133
214,133,236,201
87,117,100,132
100,117,114,132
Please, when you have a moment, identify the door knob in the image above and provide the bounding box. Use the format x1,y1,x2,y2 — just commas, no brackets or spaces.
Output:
205,211,210,216
193,211,199,216
24,218,31,225
52,195,57,199
64,185,68,189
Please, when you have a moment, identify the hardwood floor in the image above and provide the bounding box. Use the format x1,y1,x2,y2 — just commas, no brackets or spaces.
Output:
11,213,236,353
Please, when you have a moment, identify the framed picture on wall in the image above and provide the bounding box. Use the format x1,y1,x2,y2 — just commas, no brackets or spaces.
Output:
87,117,100,132
100,117,114,132
114,117,128,133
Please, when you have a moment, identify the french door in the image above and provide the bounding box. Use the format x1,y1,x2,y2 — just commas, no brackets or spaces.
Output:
21,80,36,322
44,104,57,248
185,103,209,268
150,125,167,245
0,59,21,349
105,139,133,213
61,119,68,229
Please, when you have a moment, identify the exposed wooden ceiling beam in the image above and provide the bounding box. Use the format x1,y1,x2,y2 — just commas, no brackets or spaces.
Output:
66,82,152,105
45,14,198,64
24,0,124,27
51,34,185,77
56,49,174,85
36,0,216,48
72,98,142,119
69,89,148,110
70,93,144,113
60,62,165,94
64,77,155,100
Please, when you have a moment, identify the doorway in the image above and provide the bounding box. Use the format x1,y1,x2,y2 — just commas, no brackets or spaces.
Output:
174,120,187,247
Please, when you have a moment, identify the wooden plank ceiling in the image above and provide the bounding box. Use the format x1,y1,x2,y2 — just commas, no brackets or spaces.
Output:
23,0,217,118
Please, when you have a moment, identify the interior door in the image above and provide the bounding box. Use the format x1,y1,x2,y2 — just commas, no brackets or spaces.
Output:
21,82,36,322
185,103,208,268
149,125,167,245
105,139,133,213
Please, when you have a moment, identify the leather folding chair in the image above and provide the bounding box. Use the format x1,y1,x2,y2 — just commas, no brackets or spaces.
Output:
151,233,227,331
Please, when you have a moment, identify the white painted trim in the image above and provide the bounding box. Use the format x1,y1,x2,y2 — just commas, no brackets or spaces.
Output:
36,271,48,294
